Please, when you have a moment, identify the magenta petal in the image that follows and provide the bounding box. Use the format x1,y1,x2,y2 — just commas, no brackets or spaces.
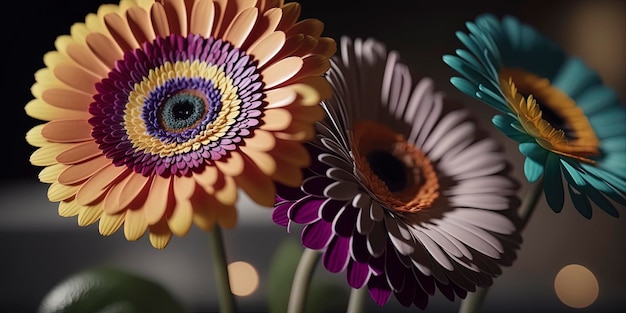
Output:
334,205,358,237
347,260,371,289
351,233,371,263
323,235,350,273
272,201,291,227
290,196,324,224
320,198,344,222
301,221,333,250
367,275,392,306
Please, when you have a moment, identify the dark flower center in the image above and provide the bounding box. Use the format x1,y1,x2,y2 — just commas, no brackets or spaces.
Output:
367,149,408,192
159,91,208,133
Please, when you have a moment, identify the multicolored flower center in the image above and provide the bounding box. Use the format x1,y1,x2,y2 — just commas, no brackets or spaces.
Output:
352,120,439,213
89,35,265,177
499,68,599,163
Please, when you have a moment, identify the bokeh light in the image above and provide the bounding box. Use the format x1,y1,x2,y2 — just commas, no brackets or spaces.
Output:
554,264,599,308
227,261,259,297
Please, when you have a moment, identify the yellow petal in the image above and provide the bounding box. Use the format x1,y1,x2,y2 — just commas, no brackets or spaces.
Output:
99,211,126,236
48,182,79,202
58,200,81,217
77,203,103,227
26,125,46,147
223,7,258,48
193,164,219,194
124,208,148,241
261,56,303,88
167,195,193,236
189,0,215,37
25,99,92,121
39,163,65,184
149,219,173,249
214,174,238,206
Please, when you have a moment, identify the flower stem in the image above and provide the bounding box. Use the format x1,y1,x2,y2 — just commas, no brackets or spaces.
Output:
346,287,368,313
287,248,321,313
458,178,544,313
209,225,236,313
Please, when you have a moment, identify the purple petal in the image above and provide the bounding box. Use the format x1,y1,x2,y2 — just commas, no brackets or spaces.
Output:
289,197,324,224
347,260,371,289
385,246,406,292
322,235,351,273
413,286,429,310
415,270,436,296
367,275,392,306
351,233,371,263
334,204,359,237
394,271,415,307
272,201,291,227
321,198,345,222
301,221,333,250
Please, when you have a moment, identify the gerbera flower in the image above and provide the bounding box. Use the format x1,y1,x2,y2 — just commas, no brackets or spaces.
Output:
25,0,335,249
273,37,521,308
443,13,626,218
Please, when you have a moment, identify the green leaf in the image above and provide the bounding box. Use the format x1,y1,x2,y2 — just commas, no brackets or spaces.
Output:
38,267,186,313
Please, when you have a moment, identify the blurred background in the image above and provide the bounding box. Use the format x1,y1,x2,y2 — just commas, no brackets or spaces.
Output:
1,0,624,312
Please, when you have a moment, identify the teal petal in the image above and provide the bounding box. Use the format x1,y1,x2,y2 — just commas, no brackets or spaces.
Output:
450,77,480,99
582,163,626,189
580,169,626,206
524,155,545,183
443,54,492,89
518,142,549,163
543,153,564,213
492,115,533,142
502,15,522,51
601,136,626,153
561,160,587,187
589,108,626,138
551,57,601,99
477,83,510,113
579,183,619,217
566,183,593,218
599,152,626,173
574,85,620,115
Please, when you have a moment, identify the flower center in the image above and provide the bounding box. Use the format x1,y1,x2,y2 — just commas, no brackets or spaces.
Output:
352,120,439,213
158,90,208,133
499,68,599,163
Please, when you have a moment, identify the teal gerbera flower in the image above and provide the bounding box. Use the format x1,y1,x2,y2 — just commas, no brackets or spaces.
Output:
443,13,626,218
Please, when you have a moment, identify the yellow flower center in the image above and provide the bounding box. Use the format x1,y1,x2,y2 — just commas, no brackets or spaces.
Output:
352,120,439,213
499,68,599,163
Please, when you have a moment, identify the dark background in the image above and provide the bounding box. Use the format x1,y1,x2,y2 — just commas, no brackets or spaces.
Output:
1,1,624,312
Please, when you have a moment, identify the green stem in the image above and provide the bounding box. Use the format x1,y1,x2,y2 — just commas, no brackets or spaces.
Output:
458,178,544,313
287,248,321,313
209,226,236,313
346,287,368,313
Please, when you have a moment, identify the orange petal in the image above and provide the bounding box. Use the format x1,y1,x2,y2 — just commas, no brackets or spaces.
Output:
103,174,131,214
65,43,111,77
310,37,337,58
259,108,292,131
126,6,156,45
167,195,193,236
287,102,325,123
242,8,282,51
99,211,126,236
193,164,219,194
239,145,276,175
213,0,257,37
192,193,218,231
270,138,310,167
53,64,100,94
124,208,148,241
150,2,171,37
174,174,197,199
214,174,238,206
144,175,173,225
261,56,303,88
77,203,103,227
248,31,286,69
149,219,173,249
223,7,258,48
266,33,303,67
58,156,111,185
48,182,79,202
286,18,323,38
234,154,276,207
56,141,102,165
271,157,303,187
104,12,141,52
264,85,297,109
215,150,245,177
163,0,188,36
294,54,330,79
276,2,300,31
76,163,130,206
216,203,238,229
243,129,276,151
86,32,124,69
189,0,215,36
25,99,91,121
293,76,333,104
118,173,152,209
41,119,92,143
42,88,93,112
